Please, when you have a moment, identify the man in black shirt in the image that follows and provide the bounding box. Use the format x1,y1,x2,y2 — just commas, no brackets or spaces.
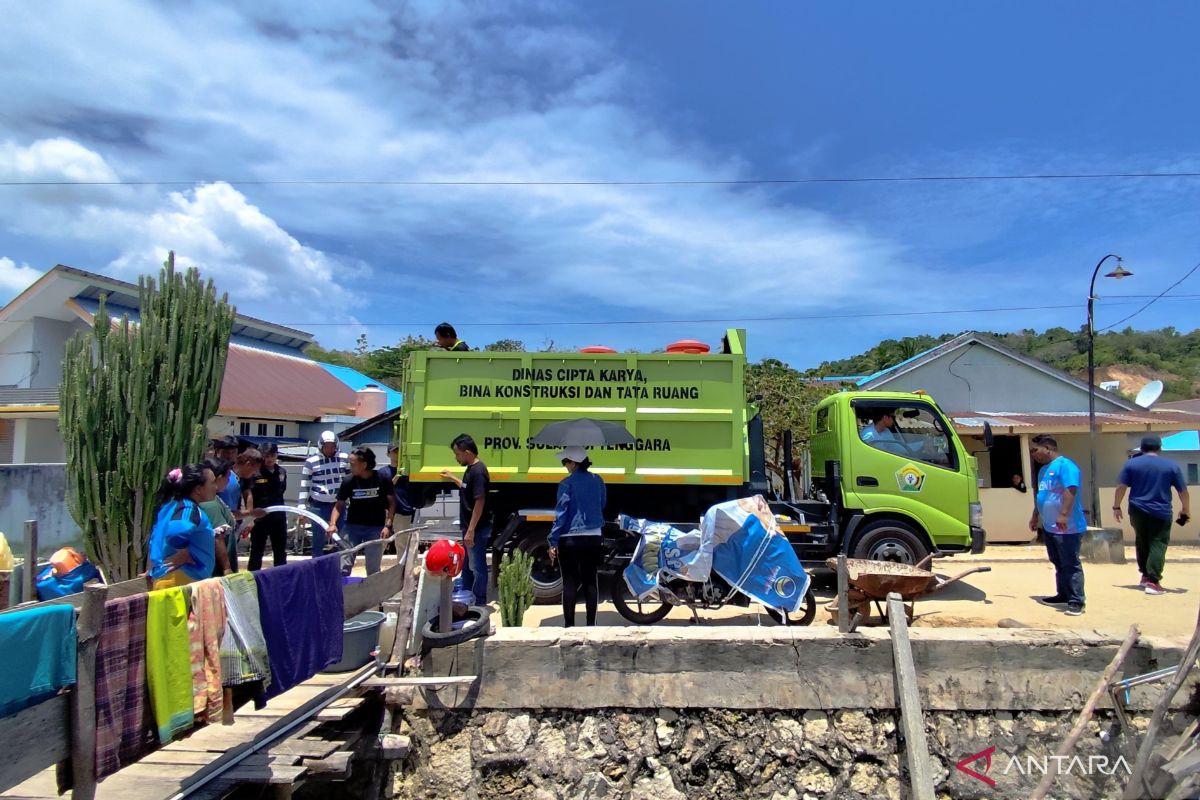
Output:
247,443,288,570
379,444,416,529
330,448,395,576
434,322,470,352
441,433,490,603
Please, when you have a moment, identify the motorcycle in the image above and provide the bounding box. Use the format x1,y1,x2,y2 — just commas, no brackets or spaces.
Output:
604,504,818,627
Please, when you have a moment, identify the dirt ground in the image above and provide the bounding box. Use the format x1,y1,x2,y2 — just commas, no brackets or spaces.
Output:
516,547,1200,642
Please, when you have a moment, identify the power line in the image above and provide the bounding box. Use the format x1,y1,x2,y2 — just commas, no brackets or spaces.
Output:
270,297,1196,328
4,171,1200,188
1099,261,1200,332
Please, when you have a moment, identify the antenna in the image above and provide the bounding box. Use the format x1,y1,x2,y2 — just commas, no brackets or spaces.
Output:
1134,380,1164,409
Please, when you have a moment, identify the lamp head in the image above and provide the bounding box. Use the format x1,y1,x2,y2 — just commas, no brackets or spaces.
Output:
1105,259,1133,279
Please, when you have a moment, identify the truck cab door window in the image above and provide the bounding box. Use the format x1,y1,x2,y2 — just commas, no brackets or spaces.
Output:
856,404,958,470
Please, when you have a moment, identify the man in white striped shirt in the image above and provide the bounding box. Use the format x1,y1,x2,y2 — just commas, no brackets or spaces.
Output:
299,430,350,555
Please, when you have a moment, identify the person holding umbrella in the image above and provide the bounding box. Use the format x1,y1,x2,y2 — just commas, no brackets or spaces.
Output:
547,446,607,627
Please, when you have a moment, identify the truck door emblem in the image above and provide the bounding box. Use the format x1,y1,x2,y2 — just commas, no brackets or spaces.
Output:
895,464,926,493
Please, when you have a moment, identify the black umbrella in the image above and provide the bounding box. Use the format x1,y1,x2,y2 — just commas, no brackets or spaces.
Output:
530,418,635,448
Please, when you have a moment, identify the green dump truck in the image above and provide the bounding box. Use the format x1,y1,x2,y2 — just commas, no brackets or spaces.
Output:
400,329,986,598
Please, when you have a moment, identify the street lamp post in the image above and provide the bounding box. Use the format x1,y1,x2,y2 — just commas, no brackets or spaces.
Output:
1087,253,1133,528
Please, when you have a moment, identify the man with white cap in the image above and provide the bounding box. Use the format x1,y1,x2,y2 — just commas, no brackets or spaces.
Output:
547,446,607,627
299,430,350,556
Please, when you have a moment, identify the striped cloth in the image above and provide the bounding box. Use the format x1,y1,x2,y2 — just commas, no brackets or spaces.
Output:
218,572,272,690
299,452,350,505
94,594,156,777
188,579,226,724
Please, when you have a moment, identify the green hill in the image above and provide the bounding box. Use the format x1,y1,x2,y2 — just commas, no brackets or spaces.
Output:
811,327,1200,401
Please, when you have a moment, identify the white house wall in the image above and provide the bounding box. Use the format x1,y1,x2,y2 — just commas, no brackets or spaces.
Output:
0,321,34,387
873,344,1128,413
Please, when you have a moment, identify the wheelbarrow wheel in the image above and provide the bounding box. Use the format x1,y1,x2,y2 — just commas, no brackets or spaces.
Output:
765,587,818,626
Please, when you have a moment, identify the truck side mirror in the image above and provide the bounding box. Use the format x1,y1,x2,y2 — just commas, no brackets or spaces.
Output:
983,421,994,450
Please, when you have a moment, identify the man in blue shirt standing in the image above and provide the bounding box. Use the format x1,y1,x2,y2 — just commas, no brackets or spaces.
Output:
1114,435,1190,596
1028,434,1087,616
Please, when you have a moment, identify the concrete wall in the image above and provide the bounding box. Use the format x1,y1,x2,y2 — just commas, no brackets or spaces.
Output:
874,343,1126,413
426,627,1182,713
0,464,80,554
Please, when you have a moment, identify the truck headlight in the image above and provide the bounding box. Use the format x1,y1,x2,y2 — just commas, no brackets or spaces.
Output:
969,502,983,528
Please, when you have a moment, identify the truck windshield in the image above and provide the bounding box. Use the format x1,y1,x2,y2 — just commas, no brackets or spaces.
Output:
856,403,958,470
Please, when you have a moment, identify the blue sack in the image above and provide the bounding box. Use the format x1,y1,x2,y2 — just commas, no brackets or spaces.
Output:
35,561,102,601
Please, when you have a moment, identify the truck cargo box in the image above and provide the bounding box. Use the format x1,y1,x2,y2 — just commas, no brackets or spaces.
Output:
400,330,752,487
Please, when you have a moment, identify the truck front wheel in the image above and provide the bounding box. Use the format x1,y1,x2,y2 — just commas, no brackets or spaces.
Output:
851,519,928,565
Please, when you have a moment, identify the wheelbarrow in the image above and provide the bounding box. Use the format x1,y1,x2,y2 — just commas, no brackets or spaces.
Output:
824,556,992,625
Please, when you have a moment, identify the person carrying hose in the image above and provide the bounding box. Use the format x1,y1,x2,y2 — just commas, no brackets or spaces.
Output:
547,446,607,627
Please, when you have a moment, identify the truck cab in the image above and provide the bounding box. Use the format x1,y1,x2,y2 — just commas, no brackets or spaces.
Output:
796,391,986,564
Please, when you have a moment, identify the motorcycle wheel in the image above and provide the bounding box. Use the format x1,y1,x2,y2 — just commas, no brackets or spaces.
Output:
764,587,818,626
609,572,672,624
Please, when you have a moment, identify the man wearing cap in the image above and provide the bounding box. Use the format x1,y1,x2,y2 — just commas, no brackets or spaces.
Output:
299,431,350,556
1114,435,1190,595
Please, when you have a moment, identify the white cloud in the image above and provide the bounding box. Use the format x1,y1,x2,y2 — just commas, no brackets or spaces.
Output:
0,0,918,335
0,257,41,296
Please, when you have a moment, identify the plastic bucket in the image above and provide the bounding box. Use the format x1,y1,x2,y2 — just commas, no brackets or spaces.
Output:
324,610,386,672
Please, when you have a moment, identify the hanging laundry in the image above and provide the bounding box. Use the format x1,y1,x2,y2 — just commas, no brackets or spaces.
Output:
254,554,344,699
187,579,226,724
145,586,193,743
94,593,156,778
0,604,76,717
218,573,271,691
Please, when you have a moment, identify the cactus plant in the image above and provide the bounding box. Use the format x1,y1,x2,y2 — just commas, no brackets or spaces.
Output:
497,549,536,627
60,252,235,581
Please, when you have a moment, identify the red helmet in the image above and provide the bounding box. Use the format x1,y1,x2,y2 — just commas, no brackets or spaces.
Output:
425,539,465,577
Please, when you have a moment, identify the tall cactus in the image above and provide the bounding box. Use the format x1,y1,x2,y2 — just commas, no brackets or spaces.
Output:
60,253,235,580
497,549,536,627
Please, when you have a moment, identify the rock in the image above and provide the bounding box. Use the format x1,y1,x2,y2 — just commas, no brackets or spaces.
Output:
506,714,533,751
679,725,707,761
532,790,558,800
770,718,804,758
658,708,679,723
884,776,902,800
656,718,675,748
577,716,609,759
834,710,877,753
795,763,835,794
481,713,507,738
571,772,614,800
769,789,799,800
426,731,474,790
630,766,686,800
802,711,830,744
849,763,880,794
532,727,568,775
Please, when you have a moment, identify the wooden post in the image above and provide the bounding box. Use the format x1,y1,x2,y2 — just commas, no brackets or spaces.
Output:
836,553,850,633
388,533,423,671
438,576,453,634
888,593,935,800
1032,625,1139,800
69,584,108,800
1125,606,1200,799
22,520,38,605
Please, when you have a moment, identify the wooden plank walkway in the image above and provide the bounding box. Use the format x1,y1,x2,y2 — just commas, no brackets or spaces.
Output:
1,535,424,800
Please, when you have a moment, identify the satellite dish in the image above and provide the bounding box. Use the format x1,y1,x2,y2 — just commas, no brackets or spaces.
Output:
1135,380,1164,409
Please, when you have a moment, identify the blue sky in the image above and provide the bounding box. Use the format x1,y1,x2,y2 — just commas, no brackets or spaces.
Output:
1,1,1198,368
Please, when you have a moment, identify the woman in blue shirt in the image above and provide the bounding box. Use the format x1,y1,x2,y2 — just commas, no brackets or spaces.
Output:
547,447,607,626
148,463,219,589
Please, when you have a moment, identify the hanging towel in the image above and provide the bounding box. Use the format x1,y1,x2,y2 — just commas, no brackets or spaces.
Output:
218,573,271,689
145,586,193,743
95,594,156,778
187,579,226,724
0,604,76,717
254,554,344,699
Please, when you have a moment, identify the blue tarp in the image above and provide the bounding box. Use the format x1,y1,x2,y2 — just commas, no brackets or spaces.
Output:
622,496,811,614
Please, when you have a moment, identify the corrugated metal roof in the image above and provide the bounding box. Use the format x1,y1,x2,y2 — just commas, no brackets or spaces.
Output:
317,363,403,409
219,345,357,419
949,409,1200,431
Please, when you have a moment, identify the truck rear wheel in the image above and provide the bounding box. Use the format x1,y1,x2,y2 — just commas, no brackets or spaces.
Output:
515,526,563,603
609,572,672,624
851,519,928,565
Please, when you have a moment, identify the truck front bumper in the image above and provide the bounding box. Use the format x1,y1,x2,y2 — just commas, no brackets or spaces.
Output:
970,526,987,554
